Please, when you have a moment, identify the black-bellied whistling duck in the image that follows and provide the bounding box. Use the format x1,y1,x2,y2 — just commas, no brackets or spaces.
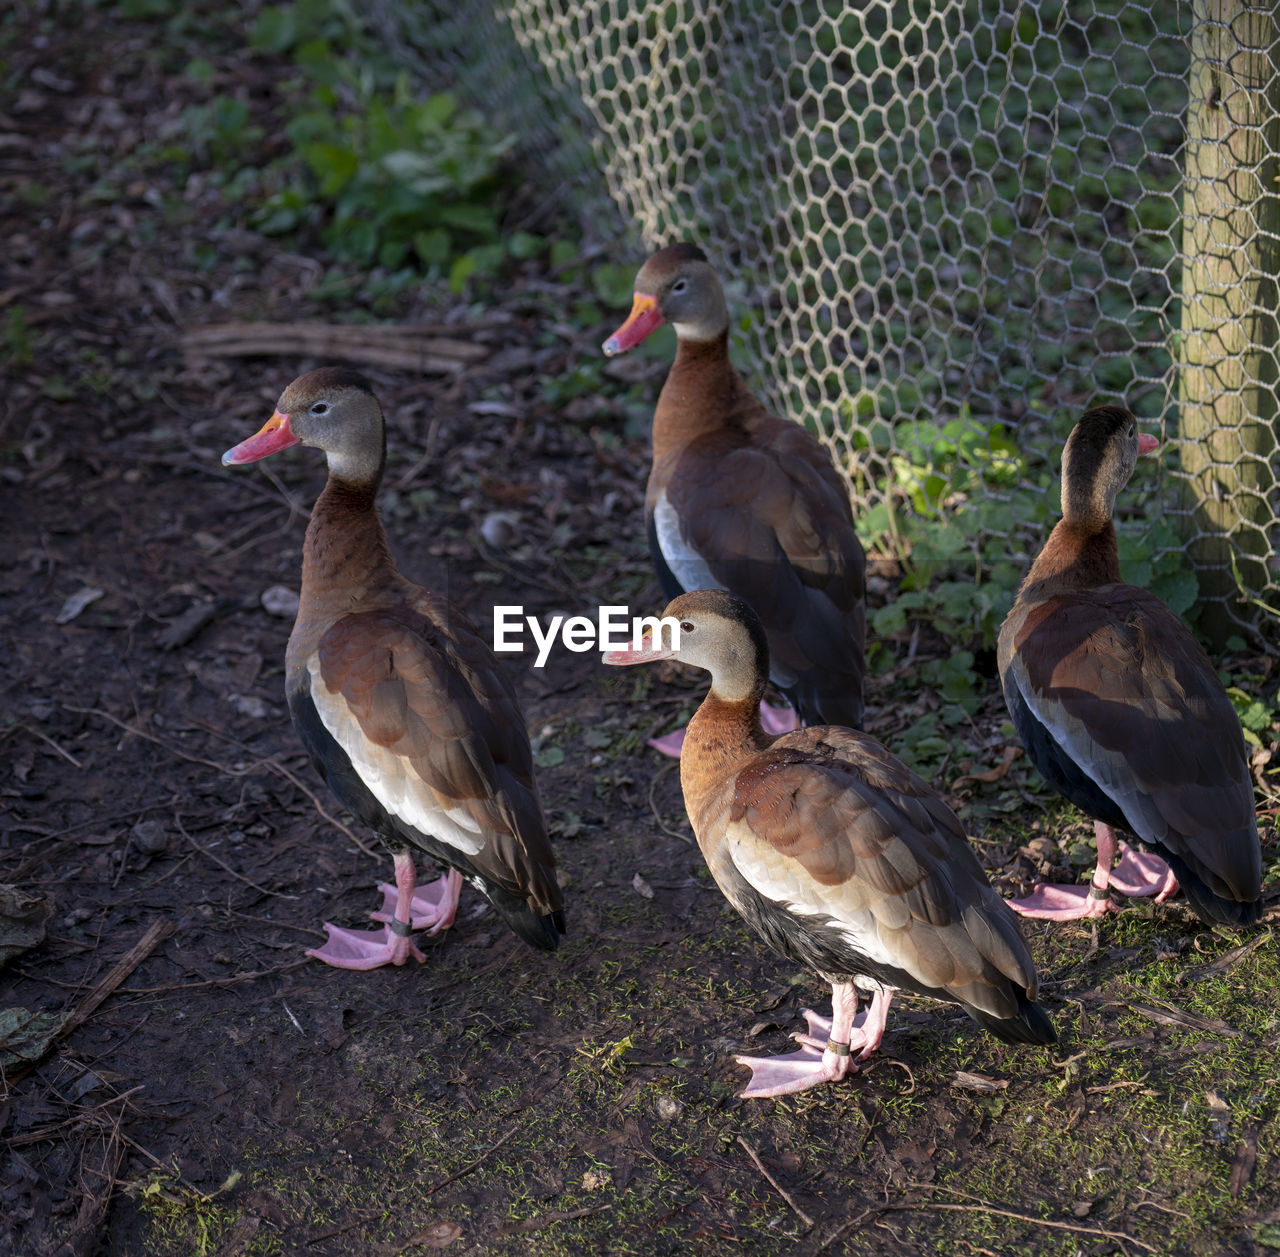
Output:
602,244,866,754
999,405,1261,927
221,368,565,967
605,590,1054,1098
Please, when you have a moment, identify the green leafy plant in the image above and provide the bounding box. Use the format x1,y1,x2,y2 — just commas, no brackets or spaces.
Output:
260,81,516,277
245,3,527,286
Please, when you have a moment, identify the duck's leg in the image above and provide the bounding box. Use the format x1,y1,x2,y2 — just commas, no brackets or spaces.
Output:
650,701,801,757
791,982,893,1060
1110,841,1179,901
307,850,429,969
736,982,882,1098
1009,820,1122,920
373,867,463,932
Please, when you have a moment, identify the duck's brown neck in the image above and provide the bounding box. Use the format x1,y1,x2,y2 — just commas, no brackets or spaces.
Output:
1022,518,1121,595
294,476,400,635
653,333,748,450
680,690,770,823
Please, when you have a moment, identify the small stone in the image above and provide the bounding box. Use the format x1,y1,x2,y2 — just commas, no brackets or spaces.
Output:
260,585,300,618
228,694,269,720
480,511,519,548
655,1095,683,1123
131,820,169,853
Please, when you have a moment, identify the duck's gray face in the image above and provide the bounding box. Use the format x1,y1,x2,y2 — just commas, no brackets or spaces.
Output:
602,245,728,355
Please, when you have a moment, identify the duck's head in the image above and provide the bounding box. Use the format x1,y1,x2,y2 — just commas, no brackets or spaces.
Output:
603,589,769,705
602,243,729,355
1060,405,1158,527
222,367,386,484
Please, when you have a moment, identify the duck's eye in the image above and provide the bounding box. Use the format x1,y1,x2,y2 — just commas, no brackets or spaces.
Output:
671,279,688,294
680,620,694,633
310,401,330,416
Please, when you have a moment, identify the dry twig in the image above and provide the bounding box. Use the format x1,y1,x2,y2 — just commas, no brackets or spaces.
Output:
736,1136,814,1228
61,919,175,1037
182,322,490,373
173,811,298,900
817,1183,1158,1255
497,1205,612,1236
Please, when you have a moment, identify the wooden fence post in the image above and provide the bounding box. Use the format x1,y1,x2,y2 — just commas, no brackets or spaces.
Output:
1176,0,1280,644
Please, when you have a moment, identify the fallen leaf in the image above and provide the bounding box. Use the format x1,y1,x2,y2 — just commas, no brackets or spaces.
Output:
1254,1222,1280,1250
951,1070,1008,1093
952,745,1021,789
403,1221,462,1250
0,1007,69,1067
1230,1124,1259,1199
1181,931,1272,983
631,873,654,899
55,585,104,623
1205,1089,1231,1143
0,886,55,966
1125,998,1242,1038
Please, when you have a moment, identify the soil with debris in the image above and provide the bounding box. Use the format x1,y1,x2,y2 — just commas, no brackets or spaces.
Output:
3,9,1278,1257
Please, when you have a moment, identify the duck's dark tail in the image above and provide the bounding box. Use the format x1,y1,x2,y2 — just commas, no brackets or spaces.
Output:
490,887,567,952
1165,854,1261,930
968,996,1057,1046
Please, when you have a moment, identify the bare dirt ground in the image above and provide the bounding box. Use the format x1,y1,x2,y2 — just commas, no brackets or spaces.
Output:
3,8,1280,1257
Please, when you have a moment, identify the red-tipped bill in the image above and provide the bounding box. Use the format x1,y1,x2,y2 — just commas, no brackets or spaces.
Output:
602,629,675,666
222,410,301,466
602,293,663,357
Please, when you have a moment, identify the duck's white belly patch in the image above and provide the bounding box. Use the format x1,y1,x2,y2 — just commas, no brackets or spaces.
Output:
723,822,901,972
308,658,485,855
653,490,720,594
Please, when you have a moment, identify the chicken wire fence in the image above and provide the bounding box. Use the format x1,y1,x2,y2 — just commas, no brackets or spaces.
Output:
390,0,1280,642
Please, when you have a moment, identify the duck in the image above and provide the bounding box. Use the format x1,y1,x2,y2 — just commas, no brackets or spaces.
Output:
602,243,866,754
221,368,565,968
998,404,1261,927
604,589,1054,1098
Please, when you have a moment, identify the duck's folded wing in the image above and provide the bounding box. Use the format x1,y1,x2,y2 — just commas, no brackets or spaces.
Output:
310,606,558,901
721,734,1036,1010
661,442,865,711
1001,588,1258,896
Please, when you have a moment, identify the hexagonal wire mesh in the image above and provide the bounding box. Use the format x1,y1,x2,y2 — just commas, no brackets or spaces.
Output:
392,0,1279,642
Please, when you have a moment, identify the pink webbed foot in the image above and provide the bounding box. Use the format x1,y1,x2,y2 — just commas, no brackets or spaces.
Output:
759,700,801,735
647,727,687,757
736,995,882,1099
1110,843,1179,902
649,701,802,758
734,1040,856,1098
306,922,428,970
372,868,463,933
1008,882,1117,920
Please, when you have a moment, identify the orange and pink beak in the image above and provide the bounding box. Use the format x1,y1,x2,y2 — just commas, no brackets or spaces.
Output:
602,293,664,357
222,410,301,466
602,628,675,667
1137,433,1158,456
